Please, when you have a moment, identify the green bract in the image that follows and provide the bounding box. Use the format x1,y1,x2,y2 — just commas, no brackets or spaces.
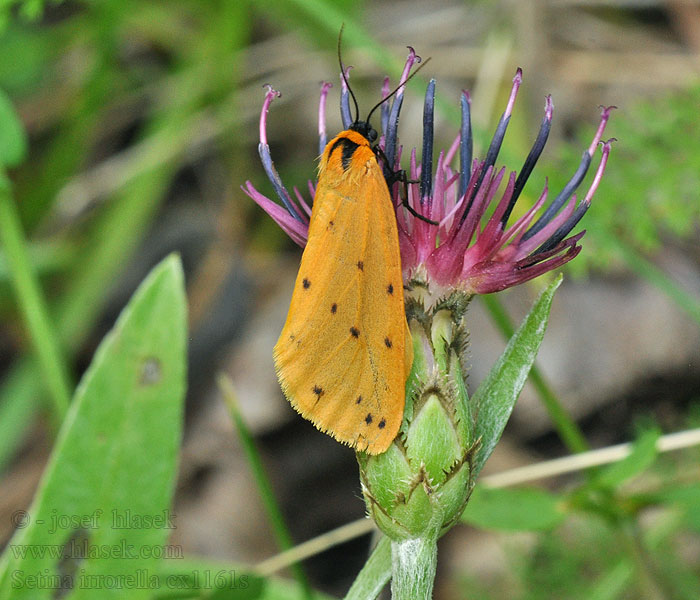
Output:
358,276,476,542
357,275,562,544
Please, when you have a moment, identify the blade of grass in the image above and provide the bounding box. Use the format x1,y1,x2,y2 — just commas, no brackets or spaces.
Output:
0,360,40,470
0,151,178,473
583,560,634,600
0,2,251,472
0,175,71,422
0,240,76,284
480,292,589,454
218,374,313,600
14,42,119,229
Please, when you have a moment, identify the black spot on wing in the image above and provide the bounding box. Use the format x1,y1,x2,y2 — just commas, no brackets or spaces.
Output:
313,385,324,397
387,283,394,294
356,395,362,404
357,261,364,271
302,278,311,289
329,136,360,171
384,337,392,349
365,413,373,425
378,418,386,429
331,303,337,314
350,327,360,338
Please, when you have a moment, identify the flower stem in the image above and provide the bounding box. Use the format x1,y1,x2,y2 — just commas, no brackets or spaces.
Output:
390,537,438,600
390,507,442,600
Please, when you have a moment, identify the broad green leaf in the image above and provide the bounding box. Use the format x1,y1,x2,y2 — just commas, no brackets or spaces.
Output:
472,275,562,477
594,429,660,489
0,88,27,167
0,255,187,600
344,536,391,600
461,486,566,531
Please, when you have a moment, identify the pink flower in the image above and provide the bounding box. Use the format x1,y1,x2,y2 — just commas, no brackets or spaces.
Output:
243,49,613,295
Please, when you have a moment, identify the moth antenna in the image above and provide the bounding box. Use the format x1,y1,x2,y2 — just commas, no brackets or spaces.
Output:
365,56,432,126
338,25,360,124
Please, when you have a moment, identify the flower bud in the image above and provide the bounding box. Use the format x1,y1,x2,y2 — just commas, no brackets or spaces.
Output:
357,283,477,541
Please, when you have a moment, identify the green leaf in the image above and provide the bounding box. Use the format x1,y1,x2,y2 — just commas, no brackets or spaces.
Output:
344,536,391,600
472,275,562,477
0,255,187,600
461,486,566,531
0,88,27,167
594,429,660,489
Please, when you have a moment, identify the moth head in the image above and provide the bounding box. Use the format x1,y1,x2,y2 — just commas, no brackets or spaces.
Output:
350,121,378,144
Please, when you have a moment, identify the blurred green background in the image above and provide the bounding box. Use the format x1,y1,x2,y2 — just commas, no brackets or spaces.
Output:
1,0,699,598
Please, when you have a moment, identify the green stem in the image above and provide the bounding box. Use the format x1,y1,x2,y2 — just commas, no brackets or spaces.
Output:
218,375,312,600
390,536,438,600
0,176,71,422
390,506,442,600
480,293,589,453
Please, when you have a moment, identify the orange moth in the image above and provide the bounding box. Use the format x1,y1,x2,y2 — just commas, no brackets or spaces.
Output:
273,53,426,454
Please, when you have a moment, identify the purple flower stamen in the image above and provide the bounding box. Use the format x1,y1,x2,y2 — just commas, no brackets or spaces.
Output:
340,66,353,128
420,79,436,205
501,95,553,226
459,91,473,200
380,76,391,134
534,138,614,254
523,105,615,241
245,52,613,297
318,81,333,155
255,85,304,223
384,47,421,177
463,68,523,218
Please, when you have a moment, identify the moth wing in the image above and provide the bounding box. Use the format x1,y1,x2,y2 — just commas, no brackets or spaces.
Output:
274,158,411,454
